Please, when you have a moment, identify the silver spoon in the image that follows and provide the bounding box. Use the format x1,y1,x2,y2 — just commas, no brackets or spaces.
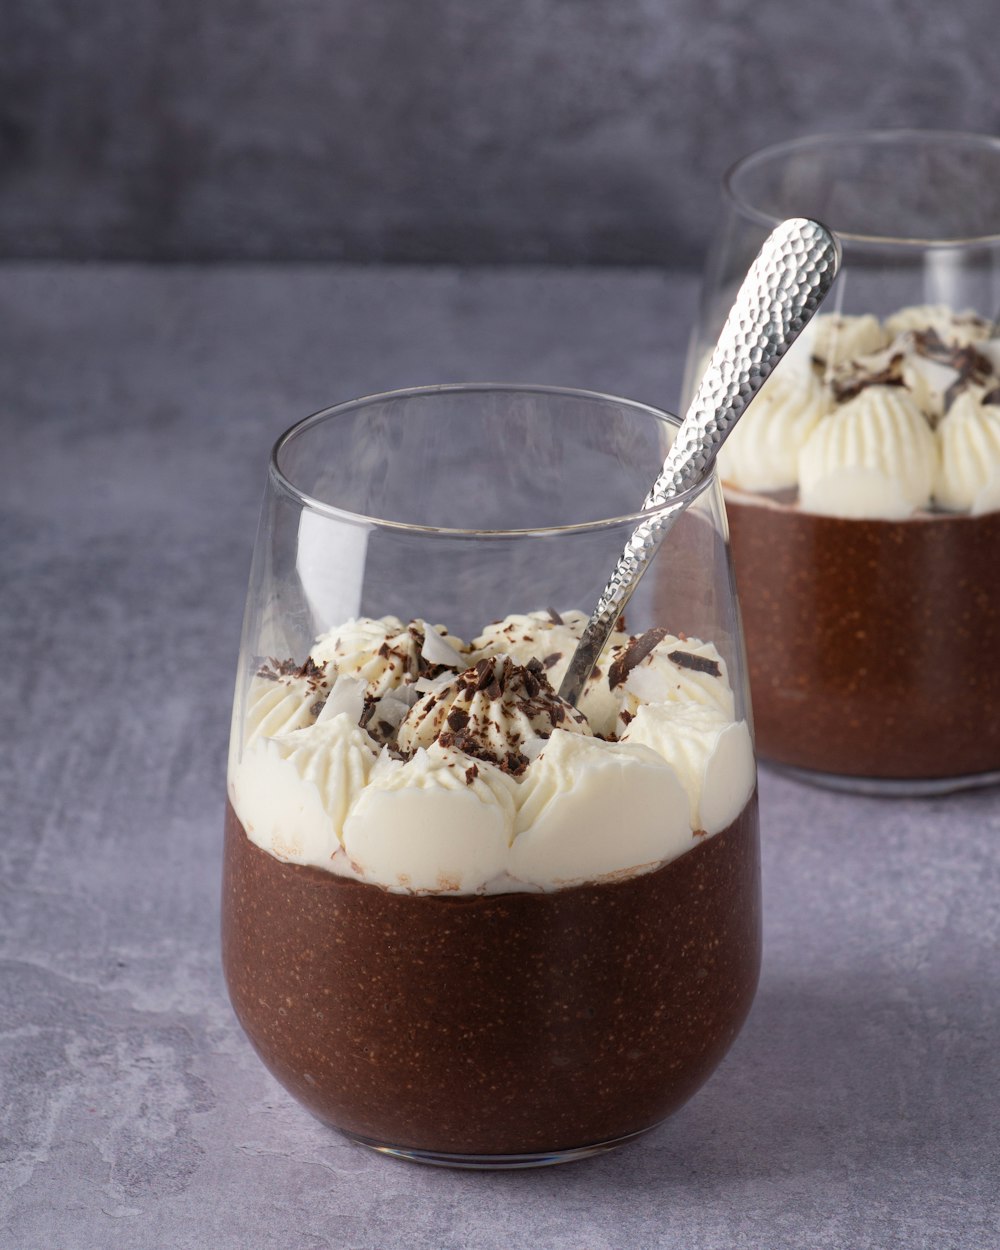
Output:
558,216,841,707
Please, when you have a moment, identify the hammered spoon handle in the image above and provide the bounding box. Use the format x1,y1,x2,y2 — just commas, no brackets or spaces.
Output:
558,217,841,707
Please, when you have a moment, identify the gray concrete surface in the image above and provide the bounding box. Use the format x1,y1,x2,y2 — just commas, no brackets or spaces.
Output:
2,0,999,264
1,263,999,1249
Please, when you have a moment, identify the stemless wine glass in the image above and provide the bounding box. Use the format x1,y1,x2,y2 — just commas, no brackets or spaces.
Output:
686,131,1000,794
222,384,761,1168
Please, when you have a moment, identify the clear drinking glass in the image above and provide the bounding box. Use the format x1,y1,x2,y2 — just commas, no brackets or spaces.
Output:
221,384,761,1168
686,131,1000,794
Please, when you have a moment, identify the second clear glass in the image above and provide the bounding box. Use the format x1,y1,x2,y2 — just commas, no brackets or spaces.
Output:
687,131,1000,794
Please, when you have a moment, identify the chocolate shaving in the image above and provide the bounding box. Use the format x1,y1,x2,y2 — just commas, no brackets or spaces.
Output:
256,656,327,691
412,625,452,679
464,764,479,784
446,708,470,732
943,377,965,415
299,657,326,683
914,330,993,382
542,653,561,669
952,347,993,380
608,627,669,689
546,606,564,625
359,698,377,728
256,658,290,681
436,728,531,778
912,326,951,361
668,649,721,678
914,330,995,415
505,750,529,775
831,354,905,403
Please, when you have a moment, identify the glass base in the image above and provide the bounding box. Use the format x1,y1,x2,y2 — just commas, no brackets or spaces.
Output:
765,760,1000,798
347,1124,656,1170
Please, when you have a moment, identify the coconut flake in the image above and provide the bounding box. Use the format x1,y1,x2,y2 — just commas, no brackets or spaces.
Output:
316,674,366,724
421,625,466,669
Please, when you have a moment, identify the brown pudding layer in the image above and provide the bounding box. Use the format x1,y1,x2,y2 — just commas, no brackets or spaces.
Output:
727,493,1000,779
222,797,760,1157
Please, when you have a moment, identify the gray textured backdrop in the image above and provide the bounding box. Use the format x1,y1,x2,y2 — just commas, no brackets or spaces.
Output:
2,0,999,265
3,263,999,1249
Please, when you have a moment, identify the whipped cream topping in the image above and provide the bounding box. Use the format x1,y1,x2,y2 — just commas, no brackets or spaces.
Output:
509,731,692,888
396,655,590,771
471,608,628,735
342,745,517,893
613,630,735,724
884,304,993,346
621,702,755,836
719,373,831,493
722,305,1000,518
231,713,379,866
798,385,938,519
311,616,469,696
229,612,754,894
244,658,330,745
794,312,889,371
935,392,1000,514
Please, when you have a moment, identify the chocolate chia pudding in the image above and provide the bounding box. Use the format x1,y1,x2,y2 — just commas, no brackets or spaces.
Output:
223,609,759,1159
727,497,1000,778
223,795,760,1157
718,305,1000,783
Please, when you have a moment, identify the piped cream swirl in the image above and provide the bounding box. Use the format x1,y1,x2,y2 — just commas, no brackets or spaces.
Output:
397,655,591,772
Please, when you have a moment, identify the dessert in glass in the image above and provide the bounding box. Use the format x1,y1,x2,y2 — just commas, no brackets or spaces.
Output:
687,131,1000,793
222,384,761,1167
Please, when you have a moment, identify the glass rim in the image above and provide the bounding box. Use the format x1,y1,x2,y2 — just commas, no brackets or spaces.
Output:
269,382,715,538
724,128,1000,247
